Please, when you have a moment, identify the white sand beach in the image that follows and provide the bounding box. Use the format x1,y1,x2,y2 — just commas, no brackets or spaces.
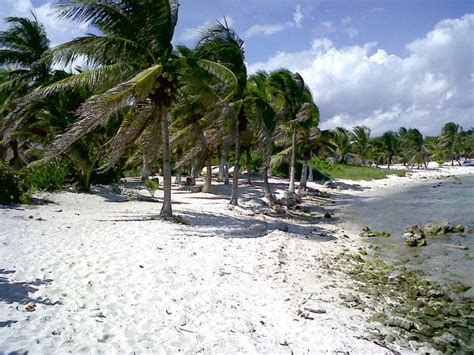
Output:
1,166,472,354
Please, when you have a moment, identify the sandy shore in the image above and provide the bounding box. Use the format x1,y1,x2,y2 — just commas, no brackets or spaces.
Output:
0,165,472,354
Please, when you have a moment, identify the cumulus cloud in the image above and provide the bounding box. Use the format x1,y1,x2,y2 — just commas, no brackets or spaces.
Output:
180,17,234,42
0,0,88,46
293,5,304,28
249,14,474,135
244,24,284,39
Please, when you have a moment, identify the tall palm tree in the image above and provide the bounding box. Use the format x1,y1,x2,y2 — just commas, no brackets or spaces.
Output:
351,125,371,164
381,130,399,169
403,128,428,169
17,1,236,217
196,21,247,205
245,71,279,203
327,127,351,164
0,15,58,167
439,122,461,166
269,69,314,194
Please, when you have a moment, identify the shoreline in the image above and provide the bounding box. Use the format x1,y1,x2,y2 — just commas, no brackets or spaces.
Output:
0,166,472,353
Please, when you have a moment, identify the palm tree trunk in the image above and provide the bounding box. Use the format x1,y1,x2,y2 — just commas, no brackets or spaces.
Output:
175,167,182,185
262,166,276,205
388,155,392,169
223,161,229,185
141,151,151,181
289,124,296,193
300,161,308,189
246,149,252,185
308,165,313,182
217,146,224,182
159,104,172,218
70,143,93,191
202,150,212,193
230,125,240,205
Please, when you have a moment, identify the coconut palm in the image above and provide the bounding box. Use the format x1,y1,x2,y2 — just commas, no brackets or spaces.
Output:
326,127,351,164
439,122,461,166
381,131,399,169
351,125,371,164
403,128,428,169
245,71,279,203
16,1,237,217
269,69,314,193
196,21,247,205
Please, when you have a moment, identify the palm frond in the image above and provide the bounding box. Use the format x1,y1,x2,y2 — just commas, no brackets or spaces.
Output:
44,64,162,158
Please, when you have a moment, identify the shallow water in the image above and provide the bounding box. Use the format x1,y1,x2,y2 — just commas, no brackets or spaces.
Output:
342,173,474,295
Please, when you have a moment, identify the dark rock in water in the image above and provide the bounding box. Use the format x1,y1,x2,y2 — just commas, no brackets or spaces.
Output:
323,213,332,219
405,225,425,238
359,226,376,238
386,316,413,330
423,220,453,235
432,332,459,346
453,224,465,233
404,232,426,247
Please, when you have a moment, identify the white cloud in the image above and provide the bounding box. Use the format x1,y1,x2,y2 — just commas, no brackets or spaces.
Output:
341,16,352,26
180,17,234,42
0,0,88,47
244,24,284,39
293,5,304,28
344,27,359,39
249,14,474,135
321,21,335,33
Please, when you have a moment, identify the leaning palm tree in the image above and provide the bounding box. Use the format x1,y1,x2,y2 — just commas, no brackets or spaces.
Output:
439,122,461,166
196,21,247,205
16,1,236,217
269,69,315,194
351,125,371,164
245,71,279,203
403,128,428,169
381,130,399,169
327,127,351,164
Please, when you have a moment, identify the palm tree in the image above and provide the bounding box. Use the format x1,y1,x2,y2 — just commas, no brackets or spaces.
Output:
327,127,351,164
269,70,314,194
402,128,428,169
351,125,371,164
439,122,461,165
0,15,55,167
381,131,399,169
245,71,279,203
196,21,247,205
17,1,236,217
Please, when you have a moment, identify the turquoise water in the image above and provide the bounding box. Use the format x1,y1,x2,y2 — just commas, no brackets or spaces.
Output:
342,173,474,295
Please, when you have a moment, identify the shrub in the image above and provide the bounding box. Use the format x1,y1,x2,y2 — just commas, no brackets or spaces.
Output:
0,161,30,204
145,178,159,197
28,159,69,191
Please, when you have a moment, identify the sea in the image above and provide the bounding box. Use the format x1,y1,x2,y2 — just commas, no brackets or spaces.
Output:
342,173,474,296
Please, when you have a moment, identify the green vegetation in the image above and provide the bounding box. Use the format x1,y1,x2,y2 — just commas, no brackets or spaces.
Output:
312,158,407,181
144,178,159,198
0,2,472,208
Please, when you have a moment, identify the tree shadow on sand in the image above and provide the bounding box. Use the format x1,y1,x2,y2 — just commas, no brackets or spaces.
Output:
0,269,59,306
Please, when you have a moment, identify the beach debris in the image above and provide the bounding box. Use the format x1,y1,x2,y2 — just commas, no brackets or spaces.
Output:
25,303,36,312
51,330,61,336
443,243,469,251
303,307,327,314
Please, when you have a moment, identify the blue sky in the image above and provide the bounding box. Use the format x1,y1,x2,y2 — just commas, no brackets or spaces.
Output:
1,0,473,135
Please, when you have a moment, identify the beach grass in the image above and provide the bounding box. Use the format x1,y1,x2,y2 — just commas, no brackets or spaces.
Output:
314,163,408,181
